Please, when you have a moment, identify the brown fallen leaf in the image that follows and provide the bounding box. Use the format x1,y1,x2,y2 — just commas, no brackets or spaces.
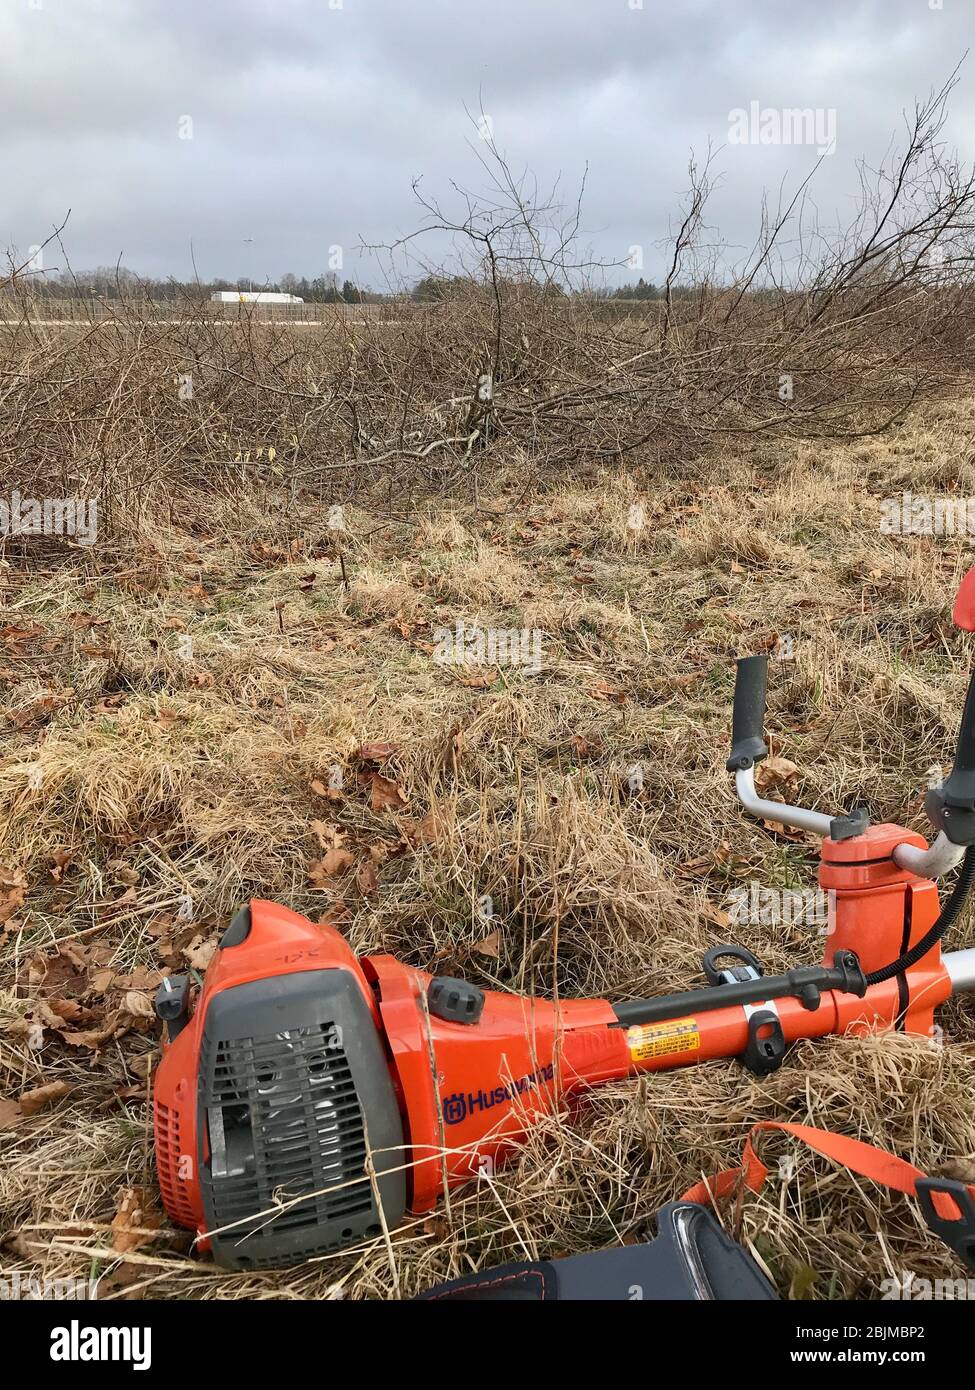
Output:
438,723,465,776
755,755,800,792
317,900,351,927
128,1052,157,1081
310,777,343,803
111,1084,149,1105
366,772,409,812
760,817,808,843
0,1099,24,1130
356,860,379,897
122,990,156,1022
310,820,346,851
58,1024,117,1050
587,679,626,705
181,936,218,972
69,611,110,631
356,741,400,762
321,846,355,876
474,931,501,959
41,998,93,1025
18,1079,71,1116
124,965,163,992
1,621,47,644
61,940,89,970
308,848,355,886
49,850,73,883
422,1214,450,1240
8,692,65,731
409,799,449,846
98,885,139,920
111,1187,162,1255
108,859,141,886
94,692,127,715
29,943,88,995
676,855,713,879
569,733,599,760
0,863,27,927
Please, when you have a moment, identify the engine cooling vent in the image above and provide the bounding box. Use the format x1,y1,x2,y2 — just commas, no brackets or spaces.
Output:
197,969,406,1269
154,1099,197,1228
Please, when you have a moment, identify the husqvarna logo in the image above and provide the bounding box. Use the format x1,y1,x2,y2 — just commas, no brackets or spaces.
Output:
443,1092,467,1125
441,1064,554,1126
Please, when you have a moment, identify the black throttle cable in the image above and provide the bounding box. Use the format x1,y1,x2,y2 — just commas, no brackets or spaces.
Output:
865,844,975,986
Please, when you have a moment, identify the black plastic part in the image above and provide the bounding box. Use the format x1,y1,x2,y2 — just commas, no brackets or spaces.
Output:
942,803,975,847
415,1200,778,1301
197,967,406,1270
702,944,763,986
866,846,975,986
915,1177,975,1274
220,905,252,949
153,974,191,1043
428,976,486,1025
924,785,947,834
613,952,867,1027
933,670,975,844
726,655,770,772
926,784,975,846
829,807,870,842
742,1009,786,1075
831,950,869,998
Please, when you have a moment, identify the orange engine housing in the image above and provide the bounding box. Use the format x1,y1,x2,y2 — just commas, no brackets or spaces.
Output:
155,821,952,1267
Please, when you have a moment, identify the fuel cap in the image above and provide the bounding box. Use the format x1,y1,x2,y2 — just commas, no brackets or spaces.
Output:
428,976,485,1025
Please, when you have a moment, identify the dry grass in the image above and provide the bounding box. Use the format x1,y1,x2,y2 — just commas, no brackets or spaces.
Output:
3,388,975,1300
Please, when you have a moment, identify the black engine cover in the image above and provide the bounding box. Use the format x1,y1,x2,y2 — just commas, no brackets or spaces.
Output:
197,968,405,1270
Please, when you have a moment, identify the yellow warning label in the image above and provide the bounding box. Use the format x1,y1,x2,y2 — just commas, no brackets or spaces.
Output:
627,1016,700,1061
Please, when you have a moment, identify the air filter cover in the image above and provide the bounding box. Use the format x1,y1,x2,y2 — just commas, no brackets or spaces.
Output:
197,968,405,1269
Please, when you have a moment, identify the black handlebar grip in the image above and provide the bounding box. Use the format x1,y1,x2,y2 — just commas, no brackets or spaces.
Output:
952,669,975,779
939,669,975,842
726,654,769,773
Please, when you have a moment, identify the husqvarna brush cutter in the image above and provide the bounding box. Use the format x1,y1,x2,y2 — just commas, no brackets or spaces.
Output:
152,573,975,1271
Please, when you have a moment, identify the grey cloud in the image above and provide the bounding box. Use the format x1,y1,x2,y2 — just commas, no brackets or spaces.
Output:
3,0,974,284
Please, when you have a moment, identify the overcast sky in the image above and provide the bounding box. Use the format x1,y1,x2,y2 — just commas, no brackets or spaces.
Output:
2,0,974,288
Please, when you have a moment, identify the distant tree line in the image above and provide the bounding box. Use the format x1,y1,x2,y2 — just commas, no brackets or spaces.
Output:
409,274,570,301
13,265,691,304
609,277,661,300
18,266,382,304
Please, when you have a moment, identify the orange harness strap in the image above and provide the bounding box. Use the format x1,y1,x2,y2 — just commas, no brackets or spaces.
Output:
681,1121,975,1271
